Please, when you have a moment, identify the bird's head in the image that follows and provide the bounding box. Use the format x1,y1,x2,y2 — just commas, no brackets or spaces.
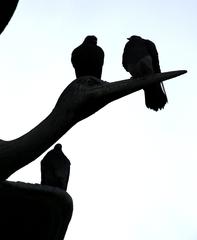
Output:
127,35,142,41
54,143,62,151
83,35,97,45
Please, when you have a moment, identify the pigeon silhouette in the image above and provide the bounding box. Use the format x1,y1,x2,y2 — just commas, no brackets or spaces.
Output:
122,35,168,111
41,144,70,191
71,35,104,79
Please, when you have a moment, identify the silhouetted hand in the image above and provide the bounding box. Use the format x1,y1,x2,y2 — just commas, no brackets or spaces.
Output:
55,71,185,124
0,71,186,181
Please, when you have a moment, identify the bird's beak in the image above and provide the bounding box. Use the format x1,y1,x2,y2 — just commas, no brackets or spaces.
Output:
127,38,130,40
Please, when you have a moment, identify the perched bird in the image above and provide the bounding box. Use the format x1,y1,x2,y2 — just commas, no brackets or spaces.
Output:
71,35,104,79
41,144,70,191
122,35,168,111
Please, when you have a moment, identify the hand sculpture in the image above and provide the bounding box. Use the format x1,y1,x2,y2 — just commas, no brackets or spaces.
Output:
0,71,186,181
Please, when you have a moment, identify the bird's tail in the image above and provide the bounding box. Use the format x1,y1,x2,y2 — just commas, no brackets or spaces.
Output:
144,82,168,111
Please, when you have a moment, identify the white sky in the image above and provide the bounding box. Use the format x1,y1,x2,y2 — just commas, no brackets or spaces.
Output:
0,0,196,239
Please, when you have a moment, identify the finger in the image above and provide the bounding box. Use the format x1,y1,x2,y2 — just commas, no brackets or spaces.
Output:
95,70,187,104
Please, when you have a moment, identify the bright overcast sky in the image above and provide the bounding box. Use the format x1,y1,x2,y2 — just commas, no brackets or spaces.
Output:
0,0,196,240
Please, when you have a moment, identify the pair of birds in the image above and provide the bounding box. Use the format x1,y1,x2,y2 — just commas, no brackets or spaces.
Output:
71,35,168,111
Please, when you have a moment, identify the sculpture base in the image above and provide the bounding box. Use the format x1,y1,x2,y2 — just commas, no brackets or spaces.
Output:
0,181,73,240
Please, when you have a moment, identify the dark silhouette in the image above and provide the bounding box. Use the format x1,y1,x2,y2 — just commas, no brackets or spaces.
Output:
0,144,73,240
71,35,104,78
0,180,73,240
41,143,71,191
0,6,187,238
0,71,186,181
122,35,168,111
0,73,187,239
0,4,186,181
0,0,19,35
